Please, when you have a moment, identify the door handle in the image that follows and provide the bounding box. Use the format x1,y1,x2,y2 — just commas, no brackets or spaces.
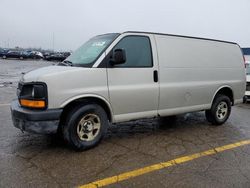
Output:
153,70,158,82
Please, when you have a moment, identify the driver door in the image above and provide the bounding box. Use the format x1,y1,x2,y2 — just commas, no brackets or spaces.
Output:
107,35,159,122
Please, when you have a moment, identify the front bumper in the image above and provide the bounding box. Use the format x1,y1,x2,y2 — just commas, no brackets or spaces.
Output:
10,100,63,134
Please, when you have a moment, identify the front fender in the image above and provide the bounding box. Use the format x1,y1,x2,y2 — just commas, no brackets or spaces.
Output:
60,94,114,122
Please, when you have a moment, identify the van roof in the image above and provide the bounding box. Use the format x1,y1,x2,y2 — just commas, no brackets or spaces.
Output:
122,31,238,45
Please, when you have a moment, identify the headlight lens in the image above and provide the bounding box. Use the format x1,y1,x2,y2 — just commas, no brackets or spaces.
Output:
18,83,47,109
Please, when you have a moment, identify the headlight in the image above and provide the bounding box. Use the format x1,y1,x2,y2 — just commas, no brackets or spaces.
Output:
18,82,47,109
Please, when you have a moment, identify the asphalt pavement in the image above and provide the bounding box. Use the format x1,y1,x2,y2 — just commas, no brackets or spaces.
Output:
0,59,250,188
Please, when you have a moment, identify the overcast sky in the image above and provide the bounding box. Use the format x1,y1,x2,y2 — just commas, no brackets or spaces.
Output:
0,0,250,51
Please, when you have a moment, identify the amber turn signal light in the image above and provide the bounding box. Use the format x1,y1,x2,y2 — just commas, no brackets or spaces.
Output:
20,99,45,108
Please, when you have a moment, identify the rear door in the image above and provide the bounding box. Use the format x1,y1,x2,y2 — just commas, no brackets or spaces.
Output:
106,34,159,122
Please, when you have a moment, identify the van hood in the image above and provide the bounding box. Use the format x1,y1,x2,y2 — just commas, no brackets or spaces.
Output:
21,65,83,82
19,64,108,109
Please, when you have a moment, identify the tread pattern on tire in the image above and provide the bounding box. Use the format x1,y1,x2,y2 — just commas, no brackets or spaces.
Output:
205,94,231,126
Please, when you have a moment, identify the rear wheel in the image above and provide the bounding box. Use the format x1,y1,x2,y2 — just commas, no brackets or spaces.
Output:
63,104,108,151
205,94,231,125
243,96,247,104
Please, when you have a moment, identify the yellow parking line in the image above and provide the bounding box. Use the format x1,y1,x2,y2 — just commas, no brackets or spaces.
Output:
0,103,10,107
78,139,250,188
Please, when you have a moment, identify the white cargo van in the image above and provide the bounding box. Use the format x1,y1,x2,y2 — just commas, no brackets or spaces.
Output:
11,31,246,150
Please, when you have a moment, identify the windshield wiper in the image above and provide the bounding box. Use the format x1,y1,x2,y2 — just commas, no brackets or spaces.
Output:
59,60,73,66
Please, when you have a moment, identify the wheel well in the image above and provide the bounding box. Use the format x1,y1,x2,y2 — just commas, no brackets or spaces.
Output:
214,87,234,105
59,97,112,125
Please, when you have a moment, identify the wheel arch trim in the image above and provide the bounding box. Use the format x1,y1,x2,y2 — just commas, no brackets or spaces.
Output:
60,94,114,122
211,85,234,106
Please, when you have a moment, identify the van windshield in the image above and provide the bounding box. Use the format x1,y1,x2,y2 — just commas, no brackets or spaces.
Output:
64,33,119,67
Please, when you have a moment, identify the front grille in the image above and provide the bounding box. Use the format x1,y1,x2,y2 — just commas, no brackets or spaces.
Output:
247,82,250,91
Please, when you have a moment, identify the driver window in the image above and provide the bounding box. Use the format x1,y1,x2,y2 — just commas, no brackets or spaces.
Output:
113,36,153,67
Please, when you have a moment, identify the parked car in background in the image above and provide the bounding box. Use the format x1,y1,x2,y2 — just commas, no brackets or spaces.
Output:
20,51,44,60
243,61,250,103
45,52,71,62
42,52,53,58
0,48,9,58
28,51,44,59
3,51,23,59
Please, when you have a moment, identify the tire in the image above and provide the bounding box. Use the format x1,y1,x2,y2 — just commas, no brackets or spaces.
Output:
205,94,231,125
63,103,108,151
243,96,247,104
20,57,23,60
2,55,6,59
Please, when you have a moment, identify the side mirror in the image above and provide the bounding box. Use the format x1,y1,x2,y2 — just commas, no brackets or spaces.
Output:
111,49,126,65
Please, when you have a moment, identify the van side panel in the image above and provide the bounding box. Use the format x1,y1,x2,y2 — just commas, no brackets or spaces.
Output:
155,35,245,116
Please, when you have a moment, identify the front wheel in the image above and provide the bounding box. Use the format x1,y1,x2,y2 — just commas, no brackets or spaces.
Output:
63,104,108,151
205,94,231,125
